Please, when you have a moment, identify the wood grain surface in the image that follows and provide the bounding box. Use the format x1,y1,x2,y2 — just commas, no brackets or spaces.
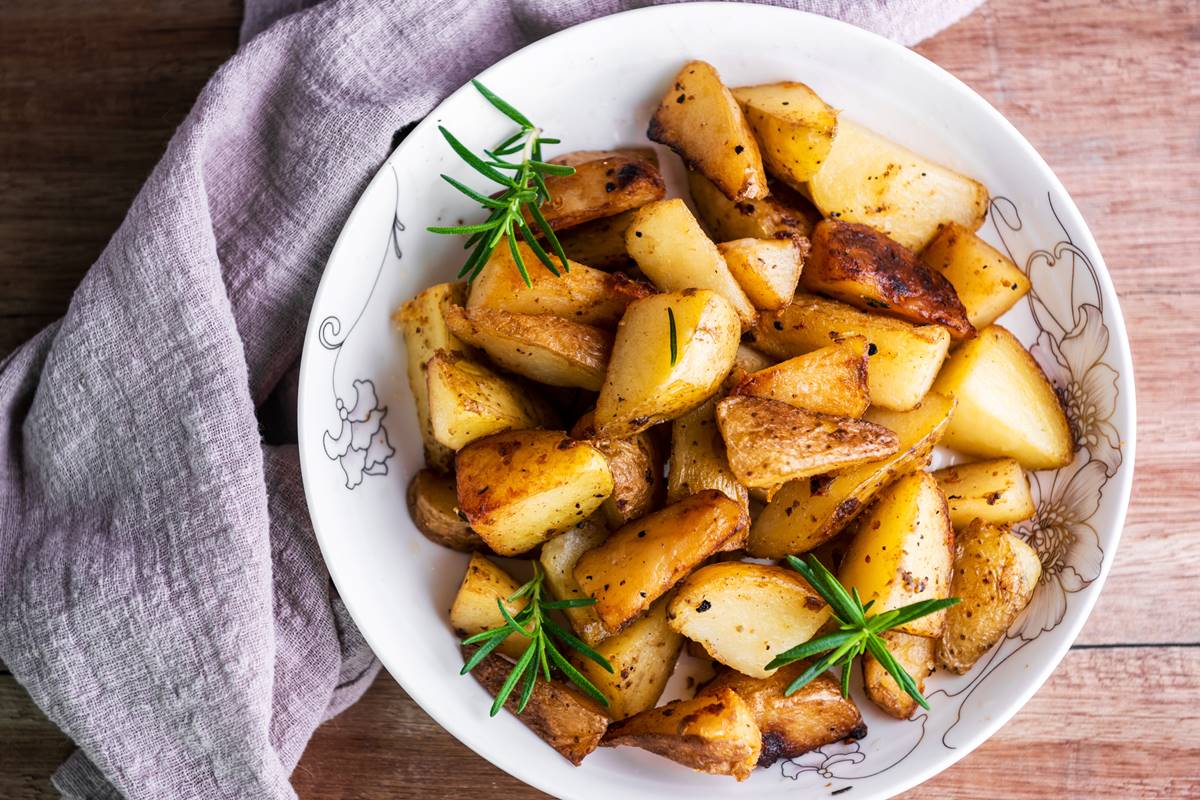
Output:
1,0,1197,798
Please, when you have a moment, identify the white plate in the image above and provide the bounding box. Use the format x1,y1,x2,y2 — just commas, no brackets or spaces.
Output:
298,4,1136,798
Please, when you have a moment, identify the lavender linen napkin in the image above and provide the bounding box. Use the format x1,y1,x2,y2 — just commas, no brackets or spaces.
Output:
0,1,982,798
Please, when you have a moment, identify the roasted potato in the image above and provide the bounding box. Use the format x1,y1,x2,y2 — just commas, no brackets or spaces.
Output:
426,351,555,450
716,395,899,488
667,397,749,513
444,304,612,391
576,597,683,720
747,293,950,411
920,222,1032,329
838,471,955,637
803,219,974,339
571,411,664,528
468,650,610,765
594,290,741,438
537,149,666,231
808,118,989,251
731,81,839,189
932,325,1073,470
687,170,819,241
455,430,613,556
557,208,638,270
603,687,761,780
937,520,1042,673
703,665,865,766
449,553,528,660
932,458,1036,529
747,392,955,558
468,239,654,327
575,490,749,633
395,282,469,471
648,60,767,202
406,468,487,552
864,630,935,719
625,199,758,328
667,562,830,678
731,337,870,417
717,237,804,310
539,519,611,646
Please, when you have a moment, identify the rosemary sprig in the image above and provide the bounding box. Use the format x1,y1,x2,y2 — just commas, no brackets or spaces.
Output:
428,80,573,287
461,563,612,716
765,555,960,710
667,307,678,366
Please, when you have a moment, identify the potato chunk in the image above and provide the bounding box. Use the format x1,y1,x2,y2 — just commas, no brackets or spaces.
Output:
603,687,761,780
716,395,899,488
455,430,613,556
731,337,870,417
920,222,1032,329
932,458,1036,529
668,562,829,678
808,119,989,251
648,60,767,202
406,468,486,552
803,219,974,339
667,397,748,513
838,472,954,637
537,149,666,231
539,520,611,646
595,289,741,438
576,597,683,721
864,630,934,719
571,411,664,528
626,199,757,327
575,490,749,633
937,520,1042,673
932,325,1073,470
731,81,839,188
449,554,528,660
687,170,819,241
557,208,638,271
426,352,555,450
718,238,804,311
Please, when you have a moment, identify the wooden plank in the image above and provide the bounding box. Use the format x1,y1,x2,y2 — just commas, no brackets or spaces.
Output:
0,676,74,800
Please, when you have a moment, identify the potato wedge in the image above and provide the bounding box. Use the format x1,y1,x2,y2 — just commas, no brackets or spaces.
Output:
468,650,609,765
747,293,950,411
838,472,954,637
406,468,487,552
718,238,804,311
731,81,839,189
648,60,767,202
595,290,741,438
537,149,666,231
803,219,974,339
716,395,900,488
808,119,989,251
557,208,638,271
667,562,829,678
932,458,1036,529
468,239,654,327
932,325,1073,470
444,305,612,390
449,554,528,660
747,393,955,558
603,687,761,780
576,597,683,720
920,222,1032,329
426,351,556,450
626,199,758,327
937,520,1042,673
667,397,748,513
571,411,664,528
687,170,819,241
575,490,749,633
703,665,865,766
864,630,934,719
731,337,870,417
394,282,469,471
539,519,611,646
456,430,613,556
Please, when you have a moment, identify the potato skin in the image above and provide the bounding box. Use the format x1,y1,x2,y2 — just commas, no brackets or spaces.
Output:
406,468,487,552
687,170,819,242
667,397,749,513
571,411,664,528
932,458,1036,529
864,630,935,719
449,554,528,660
537,149,666,231
731,337,870,418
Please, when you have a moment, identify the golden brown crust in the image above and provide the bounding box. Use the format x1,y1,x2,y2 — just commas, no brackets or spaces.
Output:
536,150,666,231
571,411,665,528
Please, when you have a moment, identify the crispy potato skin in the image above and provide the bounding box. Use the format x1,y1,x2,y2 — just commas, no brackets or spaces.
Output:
717,237,804,311
937,520,1042,673
865,630,935,719
731,337,870,417
603,687,761,780
571,411,665,528
731,81,839,189
574,490,749,633
468,650,610,765
932,458,1036,529
536,149,666,231
557,208,639,271
407,469,488,552
920,222,1031,329
687,170,819,242
804,219,974,339
576,596,683,720
540,520,612,645
449,554,528,660
667,397,749,513
425,351,556,451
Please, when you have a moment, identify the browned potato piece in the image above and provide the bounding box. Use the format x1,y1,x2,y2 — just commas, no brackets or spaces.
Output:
687,170,819,241
864,630,935,719
572,411,664,528
731,81,839,189
574,490,749,633
537,149,666,231
667,397,748,513
716,395,899,489
406,468,486,552
603,687,761,780
747,393,955,558
449,554,528,660
556,209,638,270
938,520,1042,673
426,352,556,450
468,240,653,327
703,665,865,766
539,520,611,646
932,458,1036,529
648,60,767,202
731,337,870,417
803,219,974,339
444,305,612,391
920,222,1032,329
576,597,683,721
718,238,804,310
456,430,613,556
468,650,610,765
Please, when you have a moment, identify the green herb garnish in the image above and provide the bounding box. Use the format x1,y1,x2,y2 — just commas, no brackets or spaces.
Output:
765,554,960,709
667,307,678,366
428,81,573,286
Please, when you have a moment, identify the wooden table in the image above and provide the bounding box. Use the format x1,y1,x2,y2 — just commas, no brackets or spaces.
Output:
2,0,1197,797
